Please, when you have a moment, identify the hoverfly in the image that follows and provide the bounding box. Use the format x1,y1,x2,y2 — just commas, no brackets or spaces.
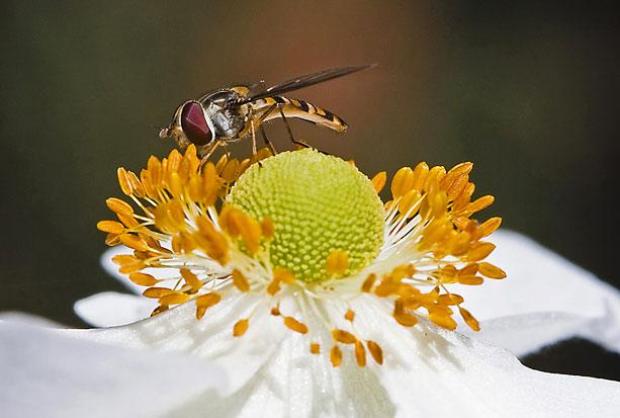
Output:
159,65,374,165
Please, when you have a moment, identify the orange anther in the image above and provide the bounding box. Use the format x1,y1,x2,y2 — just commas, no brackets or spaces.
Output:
231,269,250,292
261,217,275,239
142,287,173,299
117,167,133,196
466,195,495,214
391,167,415,198
411,162,430,191
284,316,308,334
366,341,383,365
361,273,377,292
354,340,367,367
119,234,149,252
128,272,158,286
393,311,418,327
429,311,457,330
464,242,496,263
332,329,357,344
330,346,343,368
326,250,349,277
233,318,249,337
196,292,221,309
344,309,355,322
478,217,502,238
105,197,134,216
437,293,464,305
97,220,125,235
180,268,203,292
371,171,387,193
273,267,295,284
478,262,506,279
310,343,321,354
159,292,190,306
458,306,480,332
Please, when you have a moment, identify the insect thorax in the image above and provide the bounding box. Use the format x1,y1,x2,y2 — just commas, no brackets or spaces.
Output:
200,89,250,142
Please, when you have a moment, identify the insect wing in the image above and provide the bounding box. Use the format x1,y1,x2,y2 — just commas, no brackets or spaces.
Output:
246,64,375,102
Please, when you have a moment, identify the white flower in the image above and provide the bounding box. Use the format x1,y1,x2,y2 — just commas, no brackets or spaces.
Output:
2,147,619,417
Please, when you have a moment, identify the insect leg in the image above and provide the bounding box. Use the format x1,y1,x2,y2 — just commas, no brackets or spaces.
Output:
256,104,278,154
260,125,277,155
277,104,310,149
250,119,258,156
198,140,222,170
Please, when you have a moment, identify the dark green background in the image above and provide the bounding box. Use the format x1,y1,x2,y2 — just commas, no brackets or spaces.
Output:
1,1,618,378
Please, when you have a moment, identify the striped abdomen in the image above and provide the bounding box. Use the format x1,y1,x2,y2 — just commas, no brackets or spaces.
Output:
252,96,348,133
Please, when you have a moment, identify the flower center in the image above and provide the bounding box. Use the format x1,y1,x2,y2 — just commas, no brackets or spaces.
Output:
228,149,384,283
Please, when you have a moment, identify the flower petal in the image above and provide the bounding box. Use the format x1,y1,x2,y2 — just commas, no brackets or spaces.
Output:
350,299,620,418
77,294,287,395
465,312,592,357
100,246,181,294
457,230,620,354
163,329,395,417
0,319,227,418
74,291,158,327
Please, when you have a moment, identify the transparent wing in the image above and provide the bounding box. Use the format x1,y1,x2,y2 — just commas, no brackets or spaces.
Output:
244,64,375,102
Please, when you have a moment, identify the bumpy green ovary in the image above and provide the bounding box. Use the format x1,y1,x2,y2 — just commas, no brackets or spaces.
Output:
228,149,384,283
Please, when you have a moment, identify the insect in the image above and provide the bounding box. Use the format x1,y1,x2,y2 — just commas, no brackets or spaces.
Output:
159,65,374,165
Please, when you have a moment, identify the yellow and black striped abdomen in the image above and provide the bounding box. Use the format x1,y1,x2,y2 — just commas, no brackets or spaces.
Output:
253,96,348,133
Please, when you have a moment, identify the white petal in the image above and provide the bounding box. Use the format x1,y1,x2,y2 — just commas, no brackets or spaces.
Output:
99,246,181,294
350,299,620,418
457,230,620,354
0,319,227,418
75,293,287,396
74,291,158,327
0,311,65,328
167,329,394,418
466,312,593,357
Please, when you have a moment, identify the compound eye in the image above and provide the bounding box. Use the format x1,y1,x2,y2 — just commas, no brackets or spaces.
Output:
180,101,213,145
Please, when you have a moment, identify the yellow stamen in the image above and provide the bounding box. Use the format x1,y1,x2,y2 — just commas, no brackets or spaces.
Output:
116,167,133,196
390,167,415,198
105,197,134,216
195,293,221,320
330,345,343,368
361,273,377,292
354,340,367,367
429,311,457,330
260,217,275,239
128,272,158,286
233,318,249,337
478,262,506,279
159,292,190,306
326,250,349,277
283,316,308,334
143,287,173,299
96,220,125,234
344,309,355,322
231,269,250,292
366,341,383,365
180,268,203,292
119,234,149,252
459,306,480,331
332,329,357,344
371,171,387,193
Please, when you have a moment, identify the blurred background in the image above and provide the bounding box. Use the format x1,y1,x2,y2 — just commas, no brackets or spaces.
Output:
1,1,618,378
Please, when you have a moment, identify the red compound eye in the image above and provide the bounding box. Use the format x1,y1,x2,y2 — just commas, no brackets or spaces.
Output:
180,101,213,145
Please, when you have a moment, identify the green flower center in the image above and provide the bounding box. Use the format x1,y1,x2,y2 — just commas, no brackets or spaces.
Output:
228,149,384,283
